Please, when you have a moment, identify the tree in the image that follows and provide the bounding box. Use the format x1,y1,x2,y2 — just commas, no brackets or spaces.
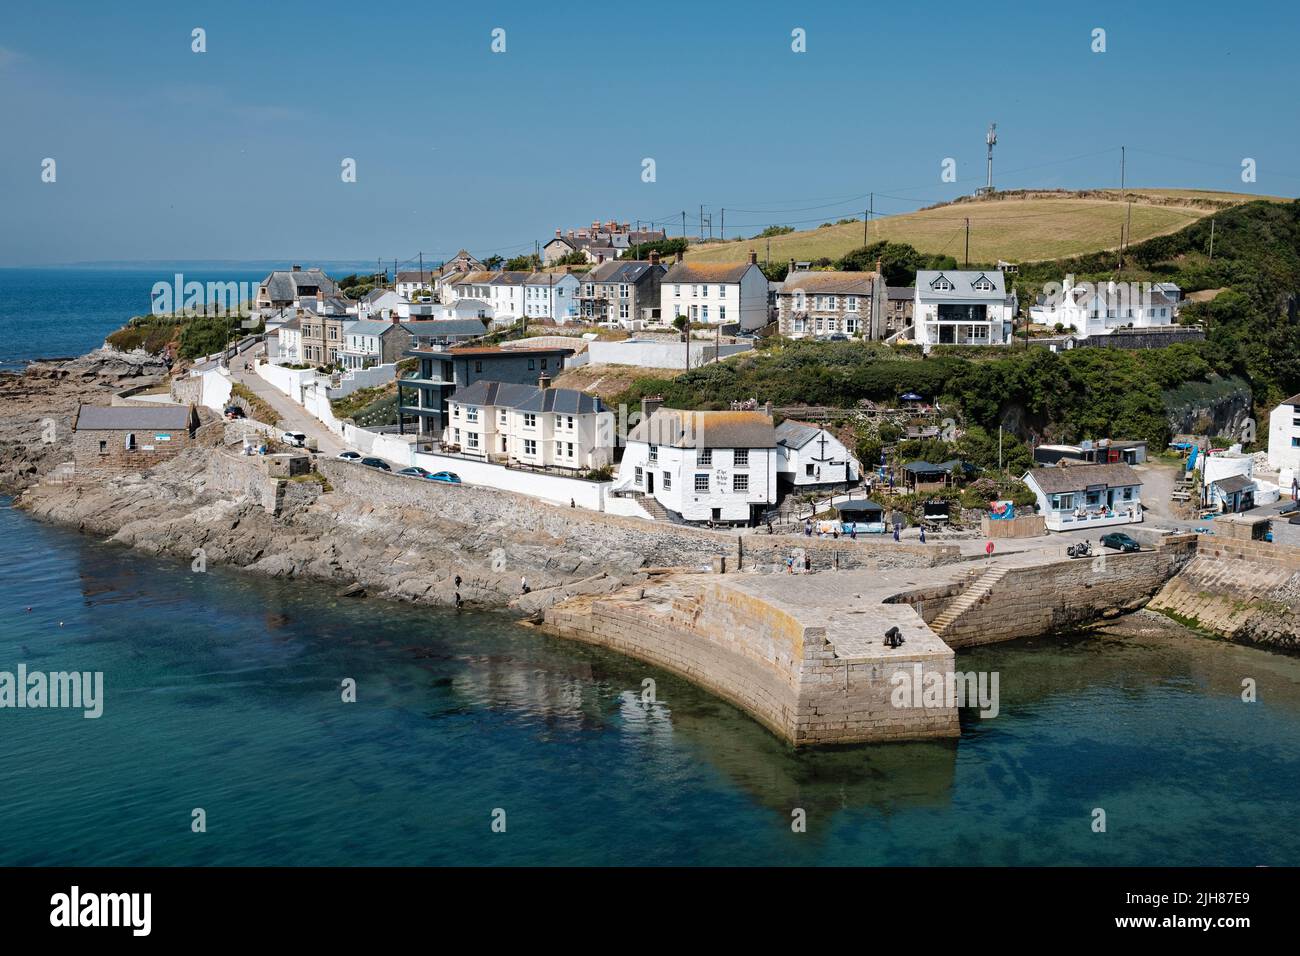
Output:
504,253,541,272
483,255,504,270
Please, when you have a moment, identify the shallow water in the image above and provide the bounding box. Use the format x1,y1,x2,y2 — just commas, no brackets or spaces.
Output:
1,498,1297,865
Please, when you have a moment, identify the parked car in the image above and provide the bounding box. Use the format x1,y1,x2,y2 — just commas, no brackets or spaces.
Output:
826,333,849,341
338,451,361,461
360,457,391,471
397,466,431,479
280,431,307,447
1100,532,1141,553
428,471,462,484
223,405,245,419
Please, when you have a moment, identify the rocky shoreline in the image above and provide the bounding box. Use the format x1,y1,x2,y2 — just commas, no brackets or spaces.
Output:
0,350,663,617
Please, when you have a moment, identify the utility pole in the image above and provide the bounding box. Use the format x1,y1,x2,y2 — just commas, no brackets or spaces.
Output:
720,208,725,241
964,218,970,268
699,204,704,242
1208,217,1216,261
766,237,771,269
998,425,1003,473
1120,146,1131,272
682,210,687,239
863,209,868,247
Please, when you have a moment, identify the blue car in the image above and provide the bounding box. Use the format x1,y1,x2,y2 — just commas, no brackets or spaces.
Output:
428,471,462,484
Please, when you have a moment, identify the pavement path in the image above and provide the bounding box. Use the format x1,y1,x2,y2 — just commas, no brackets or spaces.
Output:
224,345,347,458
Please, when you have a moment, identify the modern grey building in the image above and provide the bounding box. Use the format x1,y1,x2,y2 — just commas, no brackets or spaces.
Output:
396,344,575,438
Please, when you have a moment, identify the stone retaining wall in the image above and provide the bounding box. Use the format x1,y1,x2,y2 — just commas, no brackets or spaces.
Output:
933,541,1197,649
545,581,959,746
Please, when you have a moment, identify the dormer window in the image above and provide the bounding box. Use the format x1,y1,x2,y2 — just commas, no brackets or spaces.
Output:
930,274,953,292
971,274,995,292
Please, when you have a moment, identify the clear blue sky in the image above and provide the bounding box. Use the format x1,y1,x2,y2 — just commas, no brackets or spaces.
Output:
1,0,1296,267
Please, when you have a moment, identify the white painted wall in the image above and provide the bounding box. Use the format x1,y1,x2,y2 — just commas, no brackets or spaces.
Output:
618,441,778,521
586,339,752,369
411,450,614,510
1269,401,1300,474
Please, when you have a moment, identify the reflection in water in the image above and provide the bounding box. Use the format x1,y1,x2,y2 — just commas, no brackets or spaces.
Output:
2,497,1299,865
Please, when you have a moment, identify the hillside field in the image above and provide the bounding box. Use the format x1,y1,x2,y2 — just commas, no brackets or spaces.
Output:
684,189,1287,266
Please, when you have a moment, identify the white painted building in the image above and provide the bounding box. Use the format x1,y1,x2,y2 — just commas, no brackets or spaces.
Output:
617,404,779,523
1029,275,1178,338
446,380,614,471
395,270,434,299
1268,394,1300,492
913,270,1017,346
273,316,303,364
661,254,770,330
774,420,861,488
357,289,409,319
1022,462,1144,532
523,272,580,321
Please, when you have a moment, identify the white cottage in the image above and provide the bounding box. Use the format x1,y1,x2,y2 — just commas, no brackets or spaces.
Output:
1022,462,1144,532
913,270,1017,346
617,403,779,524
1268,393,1300,493
1029,275,1178,338
774,420,860,488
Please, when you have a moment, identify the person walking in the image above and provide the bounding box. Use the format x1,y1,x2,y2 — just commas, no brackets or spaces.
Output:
804,519,813,537
919,527,926,544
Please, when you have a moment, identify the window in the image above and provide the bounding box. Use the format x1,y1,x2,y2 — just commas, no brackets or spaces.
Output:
125,433,136,450
501,436,508,452
500,410,508,425
648,445,658,463
524,439,537,455
972,275,994,292
619,284,629,298
1292,437,1300,448
815,318,823,333
453,405,460,418
1122,487,1133,500
453,428,461,443
467,433,479,449
719,306,726,322
523,413,536,428
541,358,548,370
827,296,837,310
846,316,857,334
566,442,574,457
733,474,749,492
793,318,805,333
698,449,712,465
1050,493,1075,510
734,449,748,467
466,407,478,422
474,360,483,373
566,416,574,429
635,466,644,485
846,296,858,311
98,440,107,454
805,463,815,476
691,285,698,297
620,303,629,319
694,474,709,493
674,285,681,297
528,359,535,370
662,471,671,491
931,275,953,292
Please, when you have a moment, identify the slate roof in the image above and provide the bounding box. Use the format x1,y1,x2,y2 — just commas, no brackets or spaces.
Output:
834,498,884,514
1282,393,1300,407
260,268,337,302
395,271,433,284
774,419,822,449
583,260,661,284
887,286,915,301
663,261,759,284
344,319,406,337
403,319,489,338
781,270,876,295
1212,474,1254,494
75,404,195,431
1026,462,1144,493
627,409,776,449
915,270,1009,299
451,381,604,414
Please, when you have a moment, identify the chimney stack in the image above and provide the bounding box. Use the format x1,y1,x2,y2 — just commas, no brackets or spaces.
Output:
390,312,400,324
292,264,302,272
538,373,552,390
596,253,605,264
788,258,796,274
875,258,883,276
748,250,758,265
641,395,664,422
648,250,660,265
555,228,562,237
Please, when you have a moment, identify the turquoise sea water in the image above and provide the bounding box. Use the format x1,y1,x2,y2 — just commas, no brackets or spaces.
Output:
2,497,1298,866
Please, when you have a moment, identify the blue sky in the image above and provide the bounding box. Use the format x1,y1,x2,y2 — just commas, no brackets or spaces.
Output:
1,0,1296,267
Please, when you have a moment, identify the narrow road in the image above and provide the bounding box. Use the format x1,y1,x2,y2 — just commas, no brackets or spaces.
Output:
225,345,347,457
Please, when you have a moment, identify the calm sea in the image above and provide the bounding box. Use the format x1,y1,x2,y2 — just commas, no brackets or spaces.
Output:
0,265,375,370
2,496,1298,866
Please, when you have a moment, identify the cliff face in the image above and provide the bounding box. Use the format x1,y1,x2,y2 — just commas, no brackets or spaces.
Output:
1163,375,1253,439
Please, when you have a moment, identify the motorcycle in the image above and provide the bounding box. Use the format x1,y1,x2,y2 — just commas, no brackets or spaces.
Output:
1067,540,1094,559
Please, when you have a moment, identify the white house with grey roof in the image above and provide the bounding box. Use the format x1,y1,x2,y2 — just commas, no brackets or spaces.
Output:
1028,275,1178,339
523,272,580,321
661,253,770,330
616,403,779,523
579,256,668,326
340,318,414,370
1021,462,1144,532
775,420,860,488
913,270,1017,346
445,379,614,471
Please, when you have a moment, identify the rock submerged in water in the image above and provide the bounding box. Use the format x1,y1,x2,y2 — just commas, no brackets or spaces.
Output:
338,582,367,598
